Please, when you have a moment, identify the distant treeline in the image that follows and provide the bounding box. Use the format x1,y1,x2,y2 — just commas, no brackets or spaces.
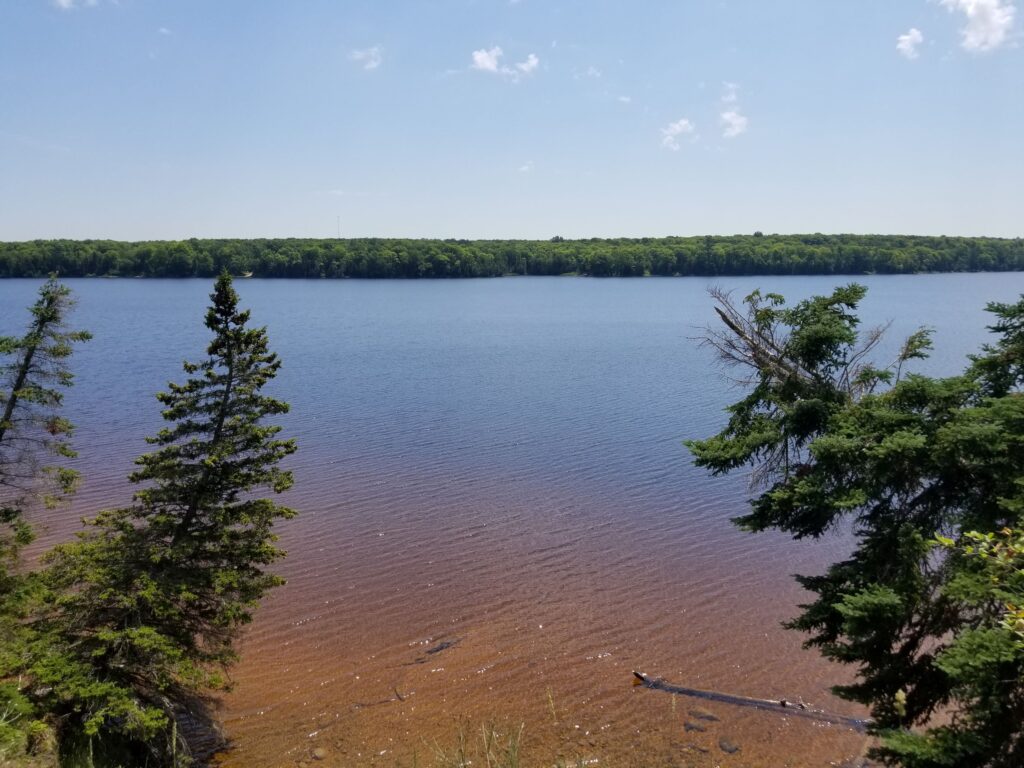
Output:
1,234,1022,278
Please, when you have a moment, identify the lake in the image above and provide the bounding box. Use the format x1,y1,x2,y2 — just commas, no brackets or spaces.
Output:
3,273,1022,767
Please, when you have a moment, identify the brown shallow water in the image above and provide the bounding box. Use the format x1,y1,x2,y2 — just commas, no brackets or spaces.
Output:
205,465,869,768
9,275,1017,766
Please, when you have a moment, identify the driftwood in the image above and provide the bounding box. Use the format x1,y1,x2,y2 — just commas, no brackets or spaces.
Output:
352,687,409,710
632,671,871,732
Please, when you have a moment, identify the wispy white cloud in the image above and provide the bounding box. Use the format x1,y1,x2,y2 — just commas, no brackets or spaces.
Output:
516,53,540,74
471,46,504,72
350,46,383,71
470,47,540,80
326,188,377,199
53,0,98,9
940,0,1016,51
617,95,632,104
518,160,534,173
897,27,924,58
661,118,695,151
720,109,748,138
0,130,72,155
158,26,173,36
717,82,749,138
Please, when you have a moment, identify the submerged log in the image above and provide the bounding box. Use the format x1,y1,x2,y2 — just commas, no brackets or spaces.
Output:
403,637,461,666
631,671,871,732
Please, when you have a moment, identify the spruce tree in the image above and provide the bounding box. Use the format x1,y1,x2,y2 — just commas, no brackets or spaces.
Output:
40,272,296,765
688,287,1024,767
1,277,90,523
0,277,89,761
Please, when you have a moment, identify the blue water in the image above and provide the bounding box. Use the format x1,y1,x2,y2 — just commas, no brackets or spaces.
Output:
3,274,1015,523
2,272,1022,765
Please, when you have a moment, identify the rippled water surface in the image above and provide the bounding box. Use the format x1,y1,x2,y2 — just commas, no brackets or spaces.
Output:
3,274,1022,767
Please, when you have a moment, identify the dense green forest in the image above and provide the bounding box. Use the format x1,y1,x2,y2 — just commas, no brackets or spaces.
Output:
1,234,1022,278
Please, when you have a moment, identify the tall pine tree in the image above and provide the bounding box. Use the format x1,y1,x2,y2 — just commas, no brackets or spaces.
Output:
0,277,89,761
40,272,296,765
1,277,90,532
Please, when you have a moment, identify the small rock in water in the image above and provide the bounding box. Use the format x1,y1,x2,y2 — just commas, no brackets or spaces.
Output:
312,747,328,761
683,721,707,733
718,737,740,754
688,706,720,722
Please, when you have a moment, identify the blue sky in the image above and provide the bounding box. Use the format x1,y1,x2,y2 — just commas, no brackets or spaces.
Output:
1,0,1022,240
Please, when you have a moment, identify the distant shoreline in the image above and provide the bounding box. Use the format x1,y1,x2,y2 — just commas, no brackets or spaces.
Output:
2,235,1022,279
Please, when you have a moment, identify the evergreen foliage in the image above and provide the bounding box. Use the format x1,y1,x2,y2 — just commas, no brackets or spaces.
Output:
37,272,296,766
0,234,1022,278
0,278,89,762
687,288,1024,766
